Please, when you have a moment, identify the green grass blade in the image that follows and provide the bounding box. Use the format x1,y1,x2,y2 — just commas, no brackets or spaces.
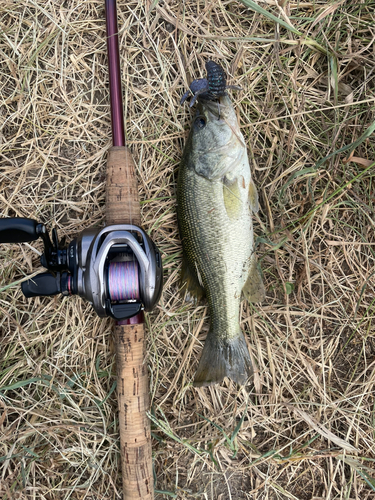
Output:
230,403,249,446
0,376,51,392
357,470,375,492
148,412,205,457
280,167,317,200
316,119,375,169
329,55,339,103
238,0,302,35
198,413,231,447
154,490,177,498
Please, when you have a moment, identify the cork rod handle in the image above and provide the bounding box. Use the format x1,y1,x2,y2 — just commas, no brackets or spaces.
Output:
106,146,154,500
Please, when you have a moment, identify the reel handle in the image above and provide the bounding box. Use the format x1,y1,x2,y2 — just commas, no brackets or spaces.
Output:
21,272,62,298
0,218,41,244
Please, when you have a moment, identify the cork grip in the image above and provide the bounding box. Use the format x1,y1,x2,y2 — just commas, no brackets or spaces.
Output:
106,146,142,226
106,146,154,500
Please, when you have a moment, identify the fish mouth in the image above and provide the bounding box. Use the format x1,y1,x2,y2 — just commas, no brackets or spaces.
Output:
196,96,243,146
197,95,233,121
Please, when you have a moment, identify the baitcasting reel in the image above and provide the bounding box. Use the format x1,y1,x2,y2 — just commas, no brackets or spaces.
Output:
0,218,163,320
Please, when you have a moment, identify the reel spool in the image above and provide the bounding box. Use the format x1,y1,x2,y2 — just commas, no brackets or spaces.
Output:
0,218,162,320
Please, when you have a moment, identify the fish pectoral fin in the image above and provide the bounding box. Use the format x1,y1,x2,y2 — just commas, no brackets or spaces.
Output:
194,331,253,387
242,258,265,303
248,180,259,213
180,255,205,302
223,176,242,220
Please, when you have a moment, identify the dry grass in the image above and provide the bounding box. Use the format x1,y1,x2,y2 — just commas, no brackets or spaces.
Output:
1,0,375,499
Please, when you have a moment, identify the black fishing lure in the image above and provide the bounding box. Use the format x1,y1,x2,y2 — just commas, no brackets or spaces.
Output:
181,60,241,107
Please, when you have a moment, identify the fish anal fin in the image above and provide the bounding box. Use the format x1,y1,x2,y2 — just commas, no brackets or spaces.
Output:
181,255,205,302
242,258,265,303
194,331,253,387
223,175,243,220
249,180,259,213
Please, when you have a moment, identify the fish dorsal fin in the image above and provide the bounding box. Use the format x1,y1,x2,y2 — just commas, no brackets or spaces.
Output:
180,255,205,302
242,257,265,303
248,180,259,213
223,175,243,220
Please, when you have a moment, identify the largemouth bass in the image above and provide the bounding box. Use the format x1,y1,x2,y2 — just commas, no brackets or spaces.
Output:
177,61,264,387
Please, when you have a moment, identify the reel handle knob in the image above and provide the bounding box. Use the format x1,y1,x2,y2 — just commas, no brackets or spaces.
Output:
0,218,42,244
21,272,62,298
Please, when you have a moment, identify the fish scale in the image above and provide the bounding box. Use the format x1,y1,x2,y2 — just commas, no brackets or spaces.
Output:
179,157,252,338
177,90,264,387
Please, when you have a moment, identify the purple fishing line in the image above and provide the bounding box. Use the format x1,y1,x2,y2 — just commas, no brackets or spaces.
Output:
108,261,140,300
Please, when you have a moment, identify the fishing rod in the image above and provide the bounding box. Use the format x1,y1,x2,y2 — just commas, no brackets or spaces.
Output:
0,1,161,498
104,1,158,498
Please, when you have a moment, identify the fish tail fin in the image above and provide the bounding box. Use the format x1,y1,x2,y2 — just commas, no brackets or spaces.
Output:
194,331,253,387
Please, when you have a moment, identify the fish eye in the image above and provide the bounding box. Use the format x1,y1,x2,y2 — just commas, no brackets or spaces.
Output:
194,117,206,130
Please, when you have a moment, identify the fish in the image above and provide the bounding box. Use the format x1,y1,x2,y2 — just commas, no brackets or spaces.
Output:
177,61,265,387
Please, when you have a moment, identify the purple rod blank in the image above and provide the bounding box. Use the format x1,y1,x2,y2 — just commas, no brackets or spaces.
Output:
105,0,125,147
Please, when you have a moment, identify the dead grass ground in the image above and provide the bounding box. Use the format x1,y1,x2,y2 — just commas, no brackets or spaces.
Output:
1,0,375,499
